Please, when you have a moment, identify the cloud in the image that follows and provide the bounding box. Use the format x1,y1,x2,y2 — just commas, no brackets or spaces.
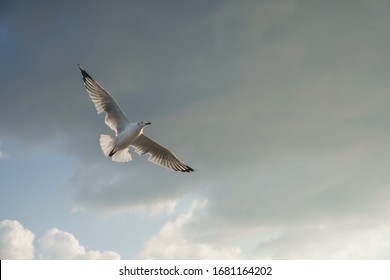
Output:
2,0,390,260
39,228,120,260
139,200,242,259
0,141,9,159
168,148,390,259
253,224,390,259
142,0,390,259
140,181,390,260
0,220,35,259
0,151,9,160
68,161,197,215
0,219,120,259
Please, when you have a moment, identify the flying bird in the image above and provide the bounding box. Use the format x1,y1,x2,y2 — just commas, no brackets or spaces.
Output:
78,65,194,173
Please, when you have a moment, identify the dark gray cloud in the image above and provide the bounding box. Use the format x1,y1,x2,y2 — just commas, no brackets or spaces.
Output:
0,0,225,212
139,0,390,258
0,0,222,139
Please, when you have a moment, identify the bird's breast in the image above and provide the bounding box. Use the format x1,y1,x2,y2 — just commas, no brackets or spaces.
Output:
115,126,141,149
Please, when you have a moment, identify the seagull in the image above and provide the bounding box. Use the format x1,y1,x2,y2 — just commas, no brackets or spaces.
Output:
78,65,194,173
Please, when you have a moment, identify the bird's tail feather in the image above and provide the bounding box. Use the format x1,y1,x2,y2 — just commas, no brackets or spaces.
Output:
99,134,115,157
111,148,132,162
99,134,132,162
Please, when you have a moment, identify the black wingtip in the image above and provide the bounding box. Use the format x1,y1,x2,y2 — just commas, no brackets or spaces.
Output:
78,64,92,80
181,166,195,173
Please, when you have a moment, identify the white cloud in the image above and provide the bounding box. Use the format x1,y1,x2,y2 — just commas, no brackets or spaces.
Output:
0,220,35,259
139,200,242,259
39,228,120,260
0,220,120,260
130,199,178,217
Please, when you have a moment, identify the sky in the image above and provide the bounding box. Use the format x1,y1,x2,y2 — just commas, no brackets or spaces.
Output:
1,0,390,259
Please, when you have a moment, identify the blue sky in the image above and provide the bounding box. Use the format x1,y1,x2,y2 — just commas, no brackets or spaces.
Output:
2,0,390,259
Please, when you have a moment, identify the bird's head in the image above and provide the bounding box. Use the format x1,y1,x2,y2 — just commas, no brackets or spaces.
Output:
137,121,151,127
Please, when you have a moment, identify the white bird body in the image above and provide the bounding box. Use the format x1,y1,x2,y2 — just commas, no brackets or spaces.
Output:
115,123,145,151
79,65,194,172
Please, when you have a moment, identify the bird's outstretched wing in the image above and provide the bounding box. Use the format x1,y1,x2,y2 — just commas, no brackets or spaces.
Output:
79,65,129,135
132,134,194,172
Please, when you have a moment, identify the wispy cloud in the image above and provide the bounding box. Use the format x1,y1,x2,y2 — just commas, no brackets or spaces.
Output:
0,152,9,159
0,141,9,160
